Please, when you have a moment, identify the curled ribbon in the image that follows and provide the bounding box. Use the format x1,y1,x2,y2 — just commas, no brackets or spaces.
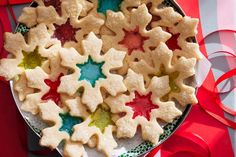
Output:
198,29,236,129
213,51,236,116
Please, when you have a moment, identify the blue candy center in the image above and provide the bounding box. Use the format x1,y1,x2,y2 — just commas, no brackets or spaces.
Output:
76,57,106,87
97,0,123,15
59,113,83,136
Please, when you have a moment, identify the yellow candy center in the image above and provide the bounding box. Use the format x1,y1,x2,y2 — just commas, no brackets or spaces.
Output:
18,47,46,69
158,64,180,93
149,65,180,101
89,104,114,132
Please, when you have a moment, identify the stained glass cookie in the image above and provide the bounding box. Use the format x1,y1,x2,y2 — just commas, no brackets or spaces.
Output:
14,73,34,101
72,103,117,157
18,0,104,52
22,64,66,114
58,32,127,112
105,69,182,144
38,100,86,157
102,4,171,74
0,24,70,115
120,0,202,61
130,42,197,106
0,24,54,80
21,39,67,115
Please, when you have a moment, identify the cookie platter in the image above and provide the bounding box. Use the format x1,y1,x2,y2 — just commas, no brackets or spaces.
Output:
2,0,201,157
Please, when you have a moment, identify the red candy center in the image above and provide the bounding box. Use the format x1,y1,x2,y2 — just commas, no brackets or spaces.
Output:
53,20,79,45
118,27,149,55
41,73,63,106
43,0,62,16
125,92,158,121
166,29,181,51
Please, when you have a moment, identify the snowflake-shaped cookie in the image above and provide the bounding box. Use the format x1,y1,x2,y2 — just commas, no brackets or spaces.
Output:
39,100,87,157
120,0,182,27
102,4,171,74
105,69,182,144
18,0,104,51
84,0,126,35
130,42,197,106
14,73,34,101
71,103,117,156
168,16,202,61
22,44,67,114
120,0,202,61
19,0,84,27
0,23,57,80
35,0,94,17
58,32,127,112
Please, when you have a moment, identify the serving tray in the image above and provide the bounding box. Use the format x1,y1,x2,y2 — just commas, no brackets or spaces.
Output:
10,0,194,156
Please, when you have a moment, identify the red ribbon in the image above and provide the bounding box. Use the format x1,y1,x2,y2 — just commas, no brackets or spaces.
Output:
146,125,211,157
199,30,236,128
178,0,236,135
213,52,236,116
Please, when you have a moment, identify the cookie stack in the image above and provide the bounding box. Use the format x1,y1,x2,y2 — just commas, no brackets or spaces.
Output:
0,0,201,156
